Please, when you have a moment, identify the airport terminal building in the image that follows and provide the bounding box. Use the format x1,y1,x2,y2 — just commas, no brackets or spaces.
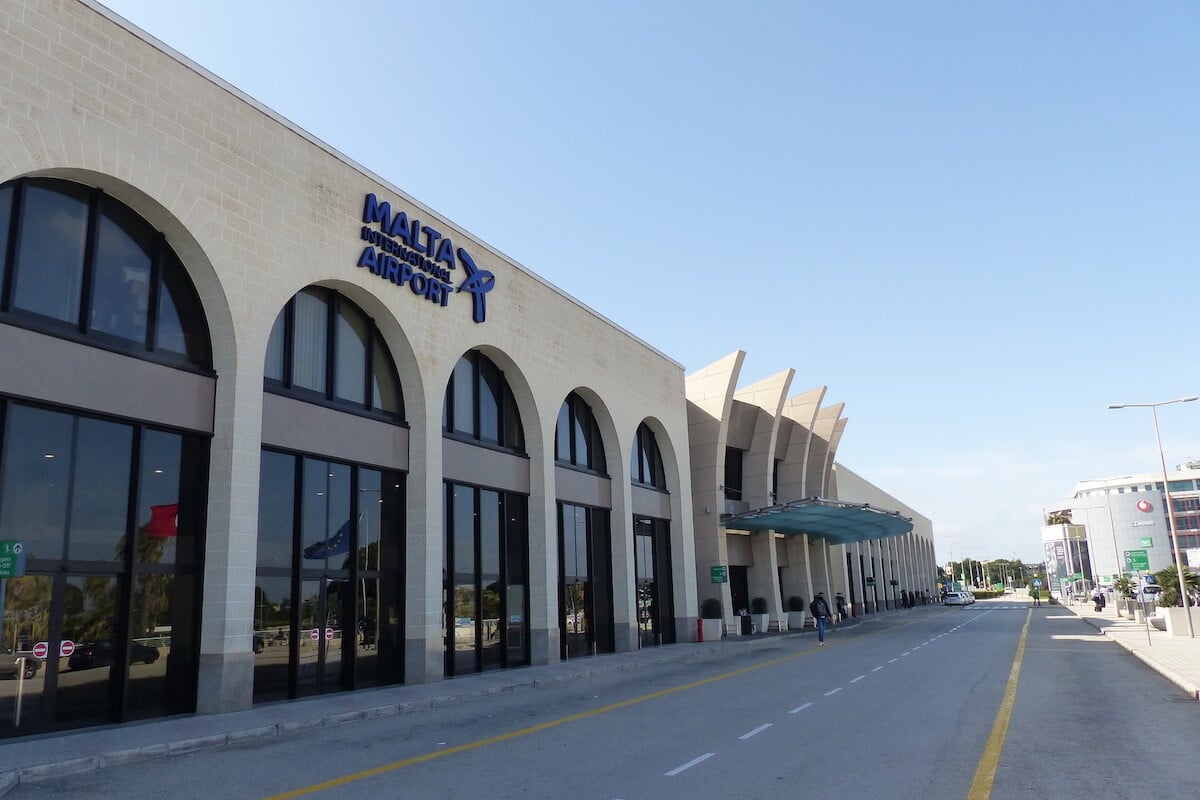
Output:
0,0,934,739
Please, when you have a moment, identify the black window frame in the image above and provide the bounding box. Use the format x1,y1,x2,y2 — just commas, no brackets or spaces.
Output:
263,287,406,423
253,446,407,702
630,423,666,490
442,351,525,453
555,392,607,474
0,177,212,372
723,446,744,501
0,395,209,736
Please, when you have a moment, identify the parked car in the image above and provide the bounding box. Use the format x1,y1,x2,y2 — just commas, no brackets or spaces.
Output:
68,639,160,670
944,591,970,606
0,647,39,679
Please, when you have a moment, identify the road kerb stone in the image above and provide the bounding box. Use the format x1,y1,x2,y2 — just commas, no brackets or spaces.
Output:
167,734,228,756
18,756,100,784
226,725,280,745
99,743,169,768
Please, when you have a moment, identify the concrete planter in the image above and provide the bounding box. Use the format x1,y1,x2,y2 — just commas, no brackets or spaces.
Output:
751,614,770,634
788,611,807,630
699,618,723,642
1161,607,1200,637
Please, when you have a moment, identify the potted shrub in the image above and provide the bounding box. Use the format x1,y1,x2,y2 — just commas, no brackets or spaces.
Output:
750,597,770,634
786,596,806,630
699,598,723,642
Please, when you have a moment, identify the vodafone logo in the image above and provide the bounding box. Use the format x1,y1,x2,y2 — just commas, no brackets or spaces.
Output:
1137,500,1153,513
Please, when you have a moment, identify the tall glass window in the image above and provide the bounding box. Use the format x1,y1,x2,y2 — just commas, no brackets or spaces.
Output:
558,503,613,660
0,178,211,368
444,482,528,676
0,400,206,737
253,450,405,703
264,287,404,420
724,447,744,501
630,423,666,489
634,516,675,647
443,351,524,452
555,393,607,473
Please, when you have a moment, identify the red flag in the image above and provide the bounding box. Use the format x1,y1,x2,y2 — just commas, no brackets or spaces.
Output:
146,504,179,538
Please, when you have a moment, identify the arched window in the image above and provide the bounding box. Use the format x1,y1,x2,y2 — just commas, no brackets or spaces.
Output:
555,392,606,472
630,423,665,490
0,178,211,368
443,351,524,451
264,288,404,420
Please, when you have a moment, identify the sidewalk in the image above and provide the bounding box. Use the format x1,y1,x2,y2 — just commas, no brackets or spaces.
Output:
0,610,883,795
1054,596,1200,701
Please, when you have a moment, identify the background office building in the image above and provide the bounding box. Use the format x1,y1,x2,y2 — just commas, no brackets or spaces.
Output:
1046,463,1200,590
0,0,696,737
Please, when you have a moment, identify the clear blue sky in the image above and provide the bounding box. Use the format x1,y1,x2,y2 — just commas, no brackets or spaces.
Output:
97,1,1200,563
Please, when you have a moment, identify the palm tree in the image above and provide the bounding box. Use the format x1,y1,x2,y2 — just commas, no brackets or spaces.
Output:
1153,566,1199,607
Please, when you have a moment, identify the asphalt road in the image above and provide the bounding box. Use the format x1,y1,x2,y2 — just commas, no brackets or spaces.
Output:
10,600,1200,799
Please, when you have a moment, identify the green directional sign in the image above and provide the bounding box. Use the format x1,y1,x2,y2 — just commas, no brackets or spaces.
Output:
1139,536,1153,548
0,541,25,578
710,565,728,584
1124,549,1150,571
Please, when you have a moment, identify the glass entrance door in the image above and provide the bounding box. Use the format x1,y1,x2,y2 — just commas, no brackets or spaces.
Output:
634,516,674,648
559,503,613,660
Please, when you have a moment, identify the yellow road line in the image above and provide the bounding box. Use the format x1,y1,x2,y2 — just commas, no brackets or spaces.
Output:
262,651,806,799
966,610,1031,800
263,614,934,800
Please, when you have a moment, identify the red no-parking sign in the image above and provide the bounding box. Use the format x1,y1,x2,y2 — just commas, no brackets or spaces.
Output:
31,642,48,659
310,628,319,640
325,627,334,640
60,640,75,657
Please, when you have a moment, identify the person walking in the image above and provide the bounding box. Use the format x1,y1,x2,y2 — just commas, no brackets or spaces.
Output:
1031,585,1041,607
810,592,833,646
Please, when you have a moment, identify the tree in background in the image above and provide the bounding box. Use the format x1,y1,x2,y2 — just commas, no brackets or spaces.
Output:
1153,566,1199,607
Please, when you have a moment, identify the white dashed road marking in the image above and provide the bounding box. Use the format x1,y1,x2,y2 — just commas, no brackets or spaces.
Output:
666,753,715,776
739,724,772,740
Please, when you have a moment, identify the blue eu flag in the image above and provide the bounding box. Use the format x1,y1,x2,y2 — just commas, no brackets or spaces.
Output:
303,518,352,560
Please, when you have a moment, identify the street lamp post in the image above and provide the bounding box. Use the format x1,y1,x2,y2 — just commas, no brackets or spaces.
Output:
1108,396,1198,639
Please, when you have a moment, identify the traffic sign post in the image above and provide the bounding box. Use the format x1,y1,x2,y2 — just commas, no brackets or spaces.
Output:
1124,549,1150,572
0,541,25,579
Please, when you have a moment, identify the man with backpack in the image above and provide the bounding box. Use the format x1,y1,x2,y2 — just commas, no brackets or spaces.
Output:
810,592,833,647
